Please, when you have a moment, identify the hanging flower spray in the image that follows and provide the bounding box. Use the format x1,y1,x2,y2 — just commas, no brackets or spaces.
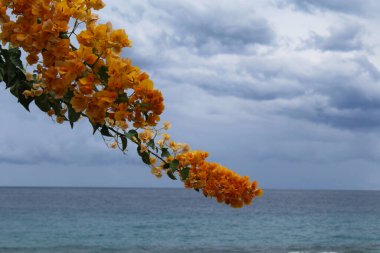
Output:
0,0,262,208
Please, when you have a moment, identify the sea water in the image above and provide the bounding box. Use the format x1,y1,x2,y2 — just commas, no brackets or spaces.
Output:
0,188,379,253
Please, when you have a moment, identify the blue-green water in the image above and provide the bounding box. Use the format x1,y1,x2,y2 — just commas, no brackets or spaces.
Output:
0,188,379,253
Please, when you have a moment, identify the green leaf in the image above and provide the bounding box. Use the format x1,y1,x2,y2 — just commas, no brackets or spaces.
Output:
18,96,34,111
170,159,179,172
137,146,151,165
126,129,139,141
141,152,151,165
15,87,34,111
161,148,170,157
8,47,23,70
32,74,38,83
128,129,138,137
9,80,33,111
115,94,129,103
0,66,4,82
1,47,9,61
34,93,51,112
63,91,81,128
180,167,190,180
121,135,127,151
68,104,81,128
59,32,69,39
167,171,177,180
4,64,19,88
163,163,170,169
9,82,18,96
50,100,63,117
91,122,101,135
0,47,26,90
98,65,109,83
100,125,113,137
63,89,74,102
147,139,155,149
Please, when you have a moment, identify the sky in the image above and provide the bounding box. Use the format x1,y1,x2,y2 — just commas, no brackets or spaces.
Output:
1,0,380,189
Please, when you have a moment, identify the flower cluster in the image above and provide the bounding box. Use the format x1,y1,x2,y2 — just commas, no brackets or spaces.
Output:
144,130,263,208
177,151,263,208
1,0,164,127
0,0,262,208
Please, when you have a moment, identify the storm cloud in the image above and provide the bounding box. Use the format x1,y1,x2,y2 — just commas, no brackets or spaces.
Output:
307,22,366,52
280,0,380,16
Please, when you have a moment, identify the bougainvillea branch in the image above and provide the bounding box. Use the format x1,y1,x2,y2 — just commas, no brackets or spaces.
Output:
0,0,262,208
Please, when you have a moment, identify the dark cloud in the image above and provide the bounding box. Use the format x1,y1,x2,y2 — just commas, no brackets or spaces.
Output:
272,56,380,130
153,49,380,131
354,57,380,80
307,23,366,52
280,0,379,16
165,9,274,54
282,103,380,131
156,62,304,102
112,0,275,58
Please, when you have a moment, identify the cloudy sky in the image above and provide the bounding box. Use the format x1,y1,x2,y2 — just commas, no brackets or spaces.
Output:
2,0,380,190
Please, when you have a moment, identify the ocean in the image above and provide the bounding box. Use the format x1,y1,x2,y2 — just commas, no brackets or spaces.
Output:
0,188,379,253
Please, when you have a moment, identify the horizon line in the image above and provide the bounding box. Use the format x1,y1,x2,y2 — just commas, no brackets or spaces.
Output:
0,185,379,191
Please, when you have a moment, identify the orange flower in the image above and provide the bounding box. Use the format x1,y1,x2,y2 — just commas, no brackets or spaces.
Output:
77,30,94,47
86,90,117,123
26,53,39,65
71,94,89,113
77,46,98,65
177,151,262,208
78,74,97,95
109,29,131,52
88,0,105,10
